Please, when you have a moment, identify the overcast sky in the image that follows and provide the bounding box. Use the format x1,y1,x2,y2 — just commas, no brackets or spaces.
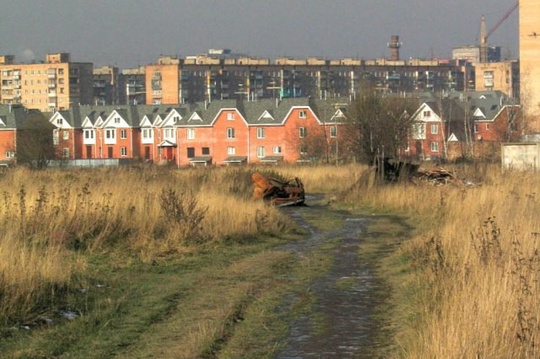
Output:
0,0,519,68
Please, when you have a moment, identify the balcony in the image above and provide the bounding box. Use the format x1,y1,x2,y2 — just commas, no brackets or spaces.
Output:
48,91,57,97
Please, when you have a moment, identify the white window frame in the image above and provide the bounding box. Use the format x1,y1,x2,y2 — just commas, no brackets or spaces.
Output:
227,127,235,139
273,146,282,155
142,128,153,143
330,126,337,138
299,127,307,138
256,127,265,139
163,128,175,141
227,146,236,155
104,129,116,144
227,112,235,120
257,146,265,158
120,129,127,139
53,129,59,145
187,128,195,140
430,124,438,135
6,151,15,158
299,110,307,119
62,130,69,140
412,123,426,140
431,141,439,152
120,147,127,157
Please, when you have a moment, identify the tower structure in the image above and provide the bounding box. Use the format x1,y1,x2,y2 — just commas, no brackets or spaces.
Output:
388,35,401,61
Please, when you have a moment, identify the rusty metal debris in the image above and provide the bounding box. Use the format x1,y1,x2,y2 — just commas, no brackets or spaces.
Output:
252,172,305,207
374,157,476,187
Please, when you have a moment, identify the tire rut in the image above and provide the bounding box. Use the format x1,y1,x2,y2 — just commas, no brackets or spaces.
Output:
275,196,390,359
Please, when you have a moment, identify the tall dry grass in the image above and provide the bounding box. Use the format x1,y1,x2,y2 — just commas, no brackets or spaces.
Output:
343,163,540,358
0,166,295,323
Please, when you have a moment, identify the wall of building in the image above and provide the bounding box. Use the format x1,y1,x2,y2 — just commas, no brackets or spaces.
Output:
519,0,540,131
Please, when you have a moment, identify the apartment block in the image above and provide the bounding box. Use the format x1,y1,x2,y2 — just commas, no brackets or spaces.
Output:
475,60,519,98
0,53,93,112
93,66,119,105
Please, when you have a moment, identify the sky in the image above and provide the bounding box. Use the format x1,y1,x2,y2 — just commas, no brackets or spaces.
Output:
0,0,519,69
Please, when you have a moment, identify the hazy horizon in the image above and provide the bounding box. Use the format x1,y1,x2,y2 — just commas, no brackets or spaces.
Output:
0,0,519,68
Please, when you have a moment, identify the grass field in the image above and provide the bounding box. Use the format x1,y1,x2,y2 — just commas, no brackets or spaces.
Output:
1,162,539,358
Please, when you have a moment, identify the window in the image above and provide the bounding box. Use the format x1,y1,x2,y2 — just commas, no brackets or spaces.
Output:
187,147,195,158
431,124,438,135
273,146,282,155
164,128,175,140
227,128,235,139
486,124,490,131
227,112,235,120
299,127,307,138
202,147,210,155
105,129,116,139
121,147,127,157
474,124,479,133
53,129,59,145
412,123,426,140
330,126,337,138
56,118,63,125
423,110,431,118
114,117,121,124
227,146,236,155
62,131,69,140
431,142,439,152
120,129,127,139
257,127,265,139
257,146,265,158
299,110,307,119
300,145,308,155
6,151,15,158
62,148,69,158
187,128,195,139
142,128,153,140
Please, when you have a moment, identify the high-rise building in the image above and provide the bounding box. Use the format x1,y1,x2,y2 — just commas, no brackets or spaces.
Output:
0,53,93,112
519,0,540,131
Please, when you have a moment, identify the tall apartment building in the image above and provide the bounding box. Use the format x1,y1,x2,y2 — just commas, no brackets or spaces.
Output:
93,66,119,105
0,53,93,112
140,53,472,106
118,66,146,105
475,60,519,98
519,0,540,130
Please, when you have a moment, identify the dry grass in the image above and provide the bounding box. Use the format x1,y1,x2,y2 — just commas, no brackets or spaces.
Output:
342,163,540,358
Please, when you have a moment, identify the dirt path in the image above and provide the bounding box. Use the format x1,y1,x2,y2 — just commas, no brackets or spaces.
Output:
275,195,392,358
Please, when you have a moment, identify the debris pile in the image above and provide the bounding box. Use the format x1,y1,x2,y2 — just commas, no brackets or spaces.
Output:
252,172,305,207
411,168,462,186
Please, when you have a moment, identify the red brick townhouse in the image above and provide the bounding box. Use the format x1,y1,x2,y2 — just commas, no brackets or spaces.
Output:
0,105,26,165
48,98,350,166
405,91,520,161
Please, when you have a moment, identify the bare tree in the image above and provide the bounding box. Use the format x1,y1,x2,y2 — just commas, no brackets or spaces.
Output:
347,90,417,163
16,111,56,168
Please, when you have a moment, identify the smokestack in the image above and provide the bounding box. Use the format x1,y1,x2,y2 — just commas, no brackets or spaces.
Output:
388,35,401,61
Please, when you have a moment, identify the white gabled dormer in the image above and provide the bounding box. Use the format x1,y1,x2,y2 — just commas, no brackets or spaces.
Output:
188,112,202,122
330,109,347,122
140,117,154,144
82,117,96,145
153,115,164,127
473,108,486,119
162,109,182,126
0,117,6,127
49,112,72,129
257,110,275,122
102,110,129,128
95,116,105,127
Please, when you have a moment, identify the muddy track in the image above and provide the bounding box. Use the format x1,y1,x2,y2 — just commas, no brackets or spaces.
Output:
275,195,392,359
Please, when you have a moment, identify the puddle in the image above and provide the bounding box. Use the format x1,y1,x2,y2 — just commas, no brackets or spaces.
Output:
275,198,388,358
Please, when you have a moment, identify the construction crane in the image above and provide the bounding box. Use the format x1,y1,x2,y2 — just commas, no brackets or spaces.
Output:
480,1,518,63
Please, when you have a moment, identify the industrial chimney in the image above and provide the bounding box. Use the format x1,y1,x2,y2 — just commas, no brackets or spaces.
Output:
388,35,401,61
